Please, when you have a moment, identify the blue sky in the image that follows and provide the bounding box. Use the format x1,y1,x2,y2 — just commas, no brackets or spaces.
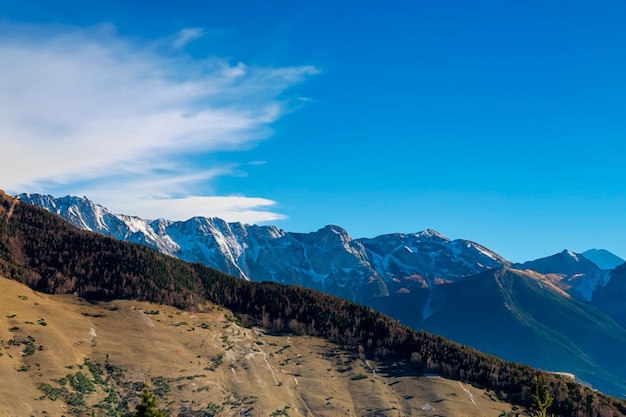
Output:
1,1,625,262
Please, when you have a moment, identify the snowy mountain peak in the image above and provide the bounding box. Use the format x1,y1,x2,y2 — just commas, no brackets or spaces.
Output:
18,193,115,234
420,228,449,241
315,225,352,242
563,249,580,261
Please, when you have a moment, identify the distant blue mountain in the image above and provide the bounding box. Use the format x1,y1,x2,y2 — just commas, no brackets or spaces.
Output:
582,249,625,270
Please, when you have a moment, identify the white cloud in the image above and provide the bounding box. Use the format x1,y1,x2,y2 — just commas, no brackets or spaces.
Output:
172,27,206,49
0,24,316,223
50,176,286,223
125,196,287,223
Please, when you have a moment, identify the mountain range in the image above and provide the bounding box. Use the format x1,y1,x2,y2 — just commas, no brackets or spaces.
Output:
16,192,626,397
17,193,512,304
17,193,625,309
3,190,626,416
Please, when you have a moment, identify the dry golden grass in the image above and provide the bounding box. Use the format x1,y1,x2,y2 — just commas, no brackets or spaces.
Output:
0,276,521,416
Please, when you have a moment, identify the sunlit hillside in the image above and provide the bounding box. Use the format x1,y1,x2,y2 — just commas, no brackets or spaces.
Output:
0,276,519,417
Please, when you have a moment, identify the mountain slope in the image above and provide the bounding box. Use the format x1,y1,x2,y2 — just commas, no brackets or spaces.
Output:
3,191,625,415
594,263,626,328
18,193,509,303
373,267,626,397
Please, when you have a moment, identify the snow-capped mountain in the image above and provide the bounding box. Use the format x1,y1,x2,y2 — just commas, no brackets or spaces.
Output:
360,230,508,294
512,249,611,301
18,193,509,303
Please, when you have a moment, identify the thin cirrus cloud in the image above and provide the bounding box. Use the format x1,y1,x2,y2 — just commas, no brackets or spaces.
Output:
171,27,206,49
0,23,317,222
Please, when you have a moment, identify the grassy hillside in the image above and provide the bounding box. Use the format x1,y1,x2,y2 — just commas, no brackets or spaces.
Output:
2,191,626,416
0,276,520,417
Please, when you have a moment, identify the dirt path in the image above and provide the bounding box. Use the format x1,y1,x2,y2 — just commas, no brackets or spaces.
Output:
139,310,157,331
263,355,280,385
459,381,477,405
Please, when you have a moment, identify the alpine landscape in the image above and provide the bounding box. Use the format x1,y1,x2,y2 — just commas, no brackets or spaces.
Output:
2,2,626,416
2,191,626,416
18,194,626,399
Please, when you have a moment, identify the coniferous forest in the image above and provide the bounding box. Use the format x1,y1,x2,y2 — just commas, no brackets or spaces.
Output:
1,191,625,417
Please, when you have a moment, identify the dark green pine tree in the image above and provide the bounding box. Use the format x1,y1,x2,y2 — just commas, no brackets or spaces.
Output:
132,384,165,417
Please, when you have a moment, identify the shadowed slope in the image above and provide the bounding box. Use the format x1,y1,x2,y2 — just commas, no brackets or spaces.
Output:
594,263,626,328
374,268,626,397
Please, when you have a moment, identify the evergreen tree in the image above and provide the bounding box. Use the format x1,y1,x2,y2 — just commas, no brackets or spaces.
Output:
533,373,554,417
132,384,165,417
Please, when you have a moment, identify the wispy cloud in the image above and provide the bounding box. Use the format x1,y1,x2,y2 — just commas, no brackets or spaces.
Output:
0,23,317,222
172,27,206,49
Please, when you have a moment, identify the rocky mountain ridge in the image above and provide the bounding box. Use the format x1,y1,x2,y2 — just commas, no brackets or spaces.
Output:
18,193,510,303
